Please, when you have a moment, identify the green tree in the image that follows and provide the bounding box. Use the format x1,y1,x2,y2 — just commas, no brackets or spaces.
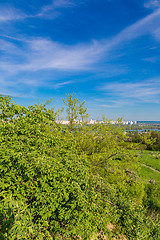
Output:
63,93,89,130
78,100,89,122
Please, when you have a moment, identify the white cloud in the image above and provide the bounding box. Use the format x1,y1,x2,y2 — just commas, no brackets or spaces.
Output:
53,80,73,89
0,39,17,51
144,0,160,9
102,8,160,51
152,27,160,41
97,78,160,104
1,6,160,74
1,7,160,95
1,7,160,72
142,56,158,62
0,1,76,22
0,37,104,73
36,0,76,18
95,99,131,108
0,6,26,22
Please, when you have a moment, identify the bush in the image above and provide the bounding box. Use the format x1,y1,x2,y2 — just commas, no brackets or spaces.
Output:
143,184,160,211
0,96,160,239
0,96,109,239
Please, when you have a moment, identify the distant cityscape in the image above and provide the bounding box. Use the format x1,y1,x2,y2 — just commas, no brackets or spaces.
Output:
56,119,137,125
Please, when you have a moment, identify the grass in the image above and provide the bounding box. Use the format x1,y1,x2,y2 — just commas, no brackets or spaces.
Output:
132,150,160,211
137,165,160,184
137,150,160,172
131,149,160,171
128,149,160,184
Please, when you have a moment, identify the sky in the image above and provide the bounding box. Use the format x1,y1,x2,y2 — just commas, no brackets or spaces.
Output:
0,0,160,120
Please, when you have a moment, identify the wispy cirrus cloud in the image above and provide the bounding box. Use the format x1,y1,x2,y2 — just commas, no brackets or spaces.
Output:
53,80,73,89
97,78,160,104
144,0,160,9
1,7,160,72
1,6,160,95
0,37,104,73
152,27,160,41
142,56,159,62
94,99,131,108
37,0,75,18
0,0,78,23
0,6,26,22
103,7,160,50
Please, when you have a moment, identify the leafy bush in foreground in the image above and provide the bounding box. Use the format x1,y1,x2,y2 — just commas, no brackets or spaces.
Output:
0,96,110,239
0,95,160,239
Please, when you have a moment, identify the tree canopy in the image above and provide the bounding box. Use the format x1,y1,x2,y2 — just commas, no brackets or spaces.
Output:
63,93,89,130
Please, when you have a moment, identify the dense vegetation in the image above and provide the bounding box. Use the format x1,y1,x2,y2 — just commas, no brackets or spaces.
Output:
0,95,160,239
127,130,160,151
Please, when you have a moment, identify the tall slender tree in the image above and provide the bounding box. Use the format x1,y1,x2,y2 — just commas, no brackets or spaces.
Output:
79,100,89,122
63,93,89,130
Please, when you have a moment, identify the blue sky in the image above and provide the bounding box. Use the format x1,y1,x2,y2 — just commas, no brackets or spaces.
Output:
0,0,160,120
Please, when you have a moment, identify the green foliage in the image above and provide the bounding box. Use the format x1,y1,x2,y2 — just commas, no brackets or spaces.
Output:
78,100,89,122
113,199,160,240
0,95,160,239
63,93,88,130
0,96,108,239
149,131,160,150
74,121,145,204
127,130,159,150
143,184,160,211
63,93,79,130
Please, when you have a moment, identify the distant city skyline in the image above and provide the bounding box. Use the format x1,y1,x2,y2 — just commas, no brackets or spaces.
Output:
0,0,160,120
